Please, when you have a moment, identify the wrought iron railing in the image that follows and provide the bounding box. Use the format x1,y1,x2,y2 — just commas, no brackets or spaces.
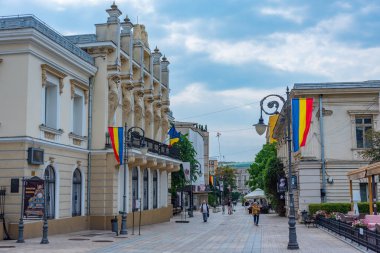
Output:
316,216,380,252
105,133,180,160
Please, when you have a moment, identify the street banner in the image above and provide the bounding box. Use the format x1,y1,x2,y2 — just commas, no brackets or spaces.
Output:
219,181,224,191
183,162,191,182
23,177,45,219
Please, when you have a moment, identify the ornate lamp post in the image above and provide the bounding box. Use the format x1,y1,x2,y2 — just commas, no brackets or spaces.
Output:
120,124,148,235
253,87,299,250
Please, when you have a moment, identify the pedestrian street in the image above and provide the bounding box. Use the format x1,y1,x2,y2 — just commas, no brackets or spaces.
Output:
0,205,362,253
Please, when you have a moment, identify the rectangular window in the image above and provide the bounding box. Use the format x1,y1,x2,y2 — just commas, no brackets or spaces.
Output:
45,84,58,129
73,93,84,136
359,183,368,202
355,116,372,148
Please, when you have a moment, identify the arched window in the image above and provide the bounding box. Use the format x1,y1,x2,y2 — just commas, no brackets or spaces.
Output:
132,168,138,210
72,169,82,216
143,169,149,210
44,165,55,219
153,170,158,209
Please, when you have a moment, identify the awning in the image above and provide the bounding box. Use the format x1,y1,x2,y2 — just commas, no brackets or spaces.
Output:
347,161,380,180
244,188,266,199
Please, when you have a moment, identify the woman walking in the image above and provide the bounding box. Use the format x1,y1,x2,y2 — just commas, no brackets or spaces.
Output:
251,202,261,226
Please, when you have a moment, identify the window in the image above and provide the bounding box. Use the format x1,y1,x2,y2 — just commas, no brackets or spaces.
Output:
45,82,58,129
41,64,66,130
355,116,372,148
132,168,138,210
153,170,158,209
72,169,82,216
44,165,56,219
70,79,88,136
73,93,84,136
360,183,368,202
143,169,149,210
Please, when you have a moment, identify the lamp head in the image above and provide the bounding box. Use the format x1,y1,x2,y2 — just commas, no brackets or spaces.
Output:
253,116,267,135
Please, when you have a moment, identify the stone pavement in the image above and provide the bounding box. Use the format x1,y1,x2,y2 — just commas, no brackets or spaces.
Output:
0,205,361,253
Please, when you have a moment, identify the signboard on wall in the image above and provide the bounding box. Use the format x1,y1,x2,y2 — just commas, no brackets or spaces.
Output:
23,177,45,219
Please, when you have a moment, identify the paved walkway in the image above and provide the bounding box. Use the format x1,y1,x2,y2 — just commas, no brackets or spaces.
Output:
0,206,361,253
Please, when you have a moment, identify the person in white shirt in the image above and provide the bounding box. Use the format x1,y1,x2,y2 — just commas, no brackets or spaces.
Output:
200,200,209,222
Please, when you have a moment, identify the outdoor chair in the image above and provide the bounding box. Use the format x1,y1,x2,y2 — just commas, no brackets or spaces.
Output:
304,215,317,228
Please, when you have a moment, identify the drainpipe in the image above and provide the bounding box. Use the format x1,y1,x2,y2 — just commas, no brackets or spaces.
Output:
319,95,326,203
87,76,95,216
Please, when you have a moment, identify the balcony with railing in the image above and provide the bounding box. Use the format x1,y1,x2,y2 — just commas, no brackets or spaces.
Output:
105,133,180,160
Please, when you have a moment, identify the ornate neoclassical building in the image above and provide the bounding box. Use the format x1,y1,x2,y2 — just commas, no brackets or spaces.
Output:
0,3,180,240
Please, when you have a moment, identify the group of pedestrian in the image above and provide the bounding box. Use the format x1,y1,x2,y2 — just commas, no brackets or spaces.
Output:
199,200,261,226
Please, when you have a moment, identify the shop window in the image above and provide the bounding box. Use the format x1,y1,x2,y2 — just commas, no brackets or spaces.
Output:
72,169,82,216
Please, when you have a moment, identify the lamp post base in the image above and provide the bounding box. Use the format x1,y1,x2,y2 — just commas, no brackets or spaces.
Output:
287,243,299,250
120,213,127,235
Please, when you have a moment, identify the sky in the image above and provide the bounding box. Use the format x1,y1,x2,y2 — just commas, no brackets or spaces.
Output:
2,0,380,162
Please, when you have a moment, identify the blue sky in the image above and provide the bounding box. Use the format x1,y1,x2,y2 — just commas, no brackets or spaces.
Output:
2,0,380,162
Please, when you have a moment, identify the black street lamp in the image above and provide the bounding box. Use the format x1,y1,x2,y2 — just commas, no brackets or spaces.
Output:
253,87,299,250
120,124,148,235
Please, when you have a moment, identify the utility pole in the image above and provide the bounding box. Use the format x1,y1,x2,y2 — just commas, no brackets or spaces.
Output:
216,132,222,162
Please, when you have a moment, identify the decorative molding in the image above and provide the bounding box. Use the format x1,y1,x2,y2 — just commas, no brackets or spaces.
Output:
70,79,89,104
39,124,64,135
347,110,379,115
41,64,67,94
0,16,94,64
68,132,87,141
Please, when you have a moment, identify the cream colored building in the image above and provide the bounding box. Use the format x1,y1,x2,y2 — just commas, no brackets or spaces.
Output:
273,81,380,216
175,122,209,207
0,3,180,240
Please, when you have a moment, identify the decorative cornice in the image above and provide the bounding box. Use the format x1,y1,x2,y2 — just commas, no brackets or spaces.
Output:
41,64,67,94
0,15,94,64
70,79,89,104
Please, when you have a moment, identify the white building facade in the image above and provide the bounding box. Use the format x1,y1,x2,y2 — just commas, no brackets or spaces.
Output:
273,82,380,216
0,3,181,240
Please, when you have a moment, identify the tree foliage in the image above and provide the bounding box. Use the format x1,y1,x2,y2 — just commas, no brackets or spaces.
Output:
170,134,201,196
247,142,286,216
360,130,380,164
247,143,277,190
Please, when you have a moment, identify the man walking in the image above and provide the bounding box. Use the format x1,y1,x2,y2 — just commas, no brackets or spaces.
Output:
200,200,209,222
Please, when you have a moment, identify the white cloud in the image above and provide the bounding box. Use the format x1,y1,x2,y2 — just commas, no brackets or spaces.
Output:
171,83,284,161
334,1,352,10
259,7,305,24
161,14,380,81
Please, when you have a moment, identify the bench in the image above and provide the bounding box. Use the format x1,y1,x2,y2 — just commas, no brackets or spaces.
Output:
362,215,380,231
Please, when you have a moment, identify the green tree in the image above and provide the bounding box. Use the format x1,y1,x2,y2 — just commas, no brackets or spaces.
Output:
247,142,286,216
360,130,380,163
263,157,286,216
215,166,237,203
247,143,277,190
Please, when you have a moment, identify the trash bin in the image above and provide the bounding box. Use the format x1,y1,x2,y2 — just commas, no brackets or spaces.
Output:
111,216,118,236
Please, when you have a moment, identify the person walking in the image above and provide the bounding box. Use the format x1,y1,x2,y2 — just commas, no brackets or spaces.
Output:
200,200,209,222
251,202,261,226
227,200,232,215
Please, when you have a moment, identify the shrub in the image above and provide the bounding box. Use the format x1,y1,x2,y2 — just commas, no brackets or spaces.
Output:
308,202,380,215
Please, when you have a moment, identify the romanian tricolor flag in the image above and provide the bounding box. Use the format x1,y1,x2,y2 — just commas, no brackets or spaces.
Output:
108,127,124,165
292,98,313,152
168,125,181,147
